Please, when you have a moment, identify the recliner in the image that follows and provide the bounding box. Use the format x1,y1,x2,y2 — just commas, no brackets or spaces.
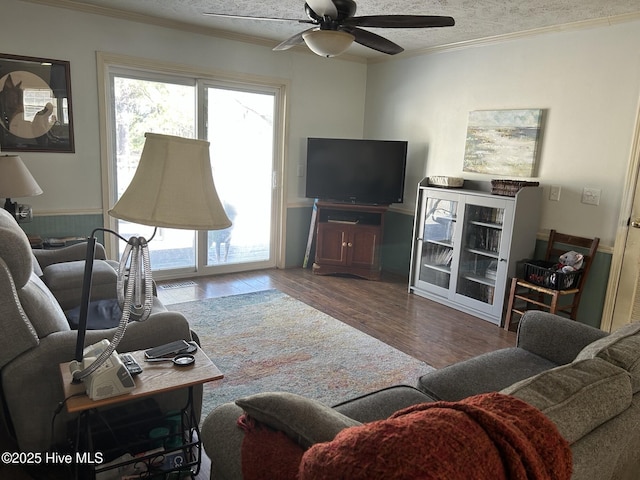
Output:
0,208,200,453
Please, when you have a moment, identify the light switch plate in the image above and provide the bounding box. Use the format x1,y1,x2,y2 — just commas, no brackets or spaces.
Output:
549,185,561,201
582,187,601,206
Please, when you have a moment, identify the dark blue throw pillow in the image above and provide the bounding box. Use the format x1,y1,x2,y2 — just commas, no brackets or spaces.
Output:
66,298,123,330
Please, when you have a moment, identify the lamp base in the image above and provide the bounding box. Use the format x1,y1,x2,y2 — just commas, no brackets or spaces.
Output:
3,198,33,223
3,198,16,217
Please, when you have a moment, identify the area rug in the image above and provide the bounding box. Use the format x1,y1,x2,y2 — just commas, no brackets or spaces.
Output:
168,289,434,418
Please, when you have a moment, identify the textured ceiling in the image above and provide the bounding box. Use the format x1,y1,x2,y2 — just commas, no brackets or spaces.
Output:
27,0,640,58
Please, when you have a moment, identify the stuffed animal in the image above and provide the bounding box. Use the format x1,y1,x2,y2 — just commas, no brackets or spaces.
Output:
559,250,584,272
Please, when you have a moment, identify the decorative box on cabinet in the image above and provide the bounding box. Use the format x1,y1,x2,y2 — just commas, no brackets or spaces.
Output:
409,179,542,325
313,201,388,281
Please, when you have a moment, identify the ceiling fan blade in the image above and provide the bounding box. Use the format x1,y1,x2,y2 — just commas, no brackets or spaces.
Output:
273,28,314,51
203,12,313,24
344,15,455,28
343,27,403,55
306,0,339,19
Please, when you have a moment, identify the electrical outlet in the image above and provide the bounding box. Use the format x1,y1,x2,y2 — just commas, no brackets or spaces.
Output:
581,187,601,206
549,185,561,202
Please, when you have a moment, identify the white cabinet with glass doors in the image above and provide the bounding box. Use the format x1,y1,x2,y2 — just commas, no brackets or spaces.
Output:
409,179,542,325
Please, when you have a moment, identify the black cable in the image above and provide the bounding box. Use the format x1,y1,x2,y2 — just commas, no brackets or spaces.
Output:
50,392,86,453
90,226,128,243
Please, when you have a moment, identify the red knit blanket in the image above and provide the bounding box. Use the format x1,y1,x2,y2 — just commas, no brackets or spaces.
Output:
240,393,572,480
239,414,305,479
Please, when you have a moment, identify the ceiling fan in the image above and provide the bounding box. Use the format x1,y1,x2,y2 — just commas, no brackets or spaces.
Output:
204,0,455,57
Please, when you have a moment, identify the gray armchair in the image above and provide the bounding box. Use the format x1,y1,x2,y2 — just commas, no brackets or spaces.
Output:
0,208,200,453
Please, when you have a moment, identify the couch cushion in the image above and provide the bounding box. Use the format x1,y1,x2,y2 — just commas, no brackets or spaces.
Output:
575,322,640,393
502,358,632,444
418,348,558,401
568,394,640,480
235,392,361,449
18,273,70,338
43,259,118,310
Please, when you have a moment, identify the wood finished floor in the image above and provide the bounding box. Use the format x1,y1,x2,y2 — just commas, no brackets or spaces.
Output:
3,267,516,480
157,268,516,370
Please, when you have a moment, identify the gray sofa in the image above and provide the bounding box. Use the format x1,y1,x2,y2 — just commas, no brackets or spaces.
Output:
0,208,200,454
202,311,640,479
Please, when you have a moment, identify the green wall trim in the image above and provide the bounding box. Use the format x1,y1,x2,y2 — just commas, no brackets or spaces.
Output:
21,214,105,244
285,206,314,268
382,210,413,278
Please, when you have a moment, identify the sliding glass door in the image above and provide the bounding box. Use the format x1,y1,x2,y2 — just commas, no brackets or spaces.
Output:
204,86,275,268
107,65,281,278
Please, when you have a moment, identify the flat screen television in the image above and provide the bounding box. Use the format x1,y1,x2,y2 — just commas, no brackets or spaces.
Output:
305,137,408,204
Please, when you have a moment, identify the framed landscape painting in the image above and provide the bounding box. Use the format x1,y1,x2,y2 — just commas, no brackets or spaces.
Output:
0,53,74,152
463,109,544,177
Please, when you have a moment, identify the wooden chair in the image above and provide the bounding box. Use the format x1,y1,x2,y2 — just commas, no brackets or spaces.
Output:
504,230,599,331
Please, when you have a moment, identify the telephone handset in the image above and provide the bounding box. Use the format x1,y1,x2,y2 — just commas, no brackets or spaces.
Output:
69,339,135,400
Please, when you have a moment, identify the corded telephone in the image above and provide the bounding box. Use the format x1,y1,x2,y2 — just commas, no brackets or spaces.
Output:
69,339,136,400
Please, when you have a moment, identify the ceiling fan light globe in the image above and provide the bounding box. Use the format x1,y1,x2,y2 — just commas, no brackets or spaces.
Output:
302,29,355,57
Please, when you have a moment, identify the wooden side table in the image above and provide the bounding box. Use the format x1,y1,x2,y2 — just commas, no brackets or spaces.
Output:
59,346,223,479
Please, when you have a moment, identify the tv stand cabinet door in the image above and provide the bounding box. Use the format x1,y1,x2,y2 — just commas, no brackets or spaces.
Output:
348,226,380,270
315,223,349,266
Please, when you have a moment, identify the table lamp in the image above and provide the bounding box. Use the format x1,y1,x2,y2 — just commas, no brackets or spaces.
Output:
71,133,231,393
0,155,43,223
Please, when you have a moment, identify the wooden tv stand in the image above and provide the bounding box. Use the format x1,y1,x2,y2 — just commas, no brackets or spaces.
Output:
312,201,388,281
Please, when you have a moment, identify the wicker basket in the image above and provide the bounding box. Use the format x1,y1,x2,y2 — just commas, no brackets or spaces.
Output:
491,180,539,197
524,260,583,291
428,176,464,188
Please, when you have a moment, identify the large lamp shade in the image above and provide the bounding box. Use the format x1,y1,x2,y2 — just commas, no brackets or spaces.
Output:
109,133,231,230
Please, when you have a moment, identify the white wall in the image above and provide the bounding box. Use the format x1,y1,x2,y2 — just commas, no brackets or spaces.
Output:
364,20,640,247
1,0,366,212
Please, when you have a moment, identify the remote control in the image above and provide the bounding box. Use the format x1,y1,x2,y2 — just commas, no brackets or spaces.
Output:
120,353,143,376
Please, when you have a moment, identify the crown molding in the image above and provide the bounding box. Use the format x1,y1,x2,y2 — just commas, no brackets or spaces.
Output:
367,11,640,64
21,0,279,48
